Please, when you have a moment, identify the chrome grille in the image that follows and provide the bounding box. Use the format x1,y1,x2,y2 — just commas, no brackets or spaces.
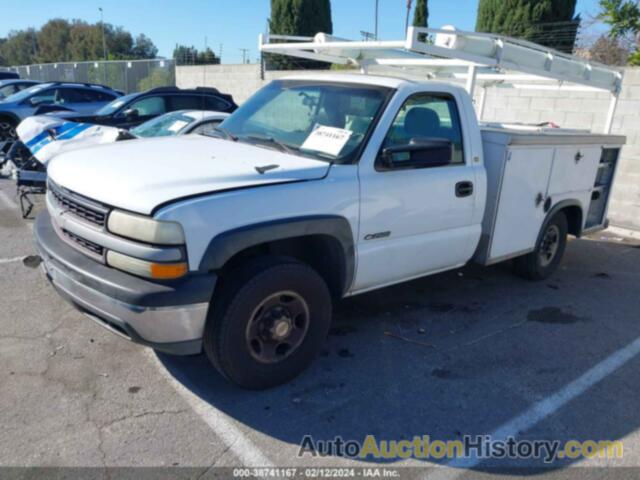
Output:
62,229,105,256
48,181,108,227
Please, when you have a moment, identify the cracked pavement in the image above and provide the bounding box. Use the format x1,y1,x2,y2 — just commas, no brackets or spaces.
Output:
1,178,640,478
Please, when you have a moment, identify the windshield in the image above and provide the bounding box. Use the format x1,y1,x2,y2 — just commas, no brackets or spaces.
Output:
96,93,136,116
219,80,391,163
131,111,197,138
0,85,13,99
2,83,49,103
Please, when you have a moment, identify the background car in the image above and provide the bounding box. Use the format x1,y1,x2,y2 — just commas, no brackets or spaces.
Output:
5,109,230,217
0,71,20,81
46,86,238,130
129,109,230,138
0,80,41,100
0,82,123,141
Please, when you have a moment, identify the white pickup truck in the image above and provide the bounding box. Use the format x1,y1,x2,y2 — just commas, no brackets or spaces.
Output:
35,30,626,389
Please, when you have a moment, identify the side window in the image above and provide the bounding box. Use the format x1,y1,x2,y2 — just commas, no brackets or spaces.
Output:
170,95,205,111
189,119,224,135
204,96,231,112
128,96,166,116
73,89,113,103
59,88,86,103
0,85,16,97
382,93,465,166
29,88,59,106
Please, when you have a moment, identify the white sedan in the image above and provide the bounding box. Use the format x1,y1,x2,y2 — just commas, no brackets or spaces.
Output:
13,110,230,167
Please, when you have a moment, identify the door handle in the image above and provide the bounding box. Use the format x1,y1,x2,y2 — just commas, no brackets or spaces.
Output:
455,181,474,198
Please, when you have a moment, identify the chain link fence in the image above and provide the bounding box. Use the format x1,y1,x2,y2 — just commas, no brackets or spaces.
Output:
7,59,175,94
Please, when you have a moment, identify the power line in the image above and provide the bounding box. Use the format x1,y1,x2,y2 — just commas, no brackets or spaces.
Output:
239,48,250,64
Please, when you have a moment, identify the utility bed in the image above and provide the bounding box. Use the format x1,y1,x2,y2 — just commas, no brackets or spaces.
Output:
475,127,625,265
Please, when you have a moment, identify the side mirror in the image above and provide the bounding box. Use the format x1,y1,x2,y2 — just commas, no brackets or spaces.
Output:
380,138,453,170
122,108,139,119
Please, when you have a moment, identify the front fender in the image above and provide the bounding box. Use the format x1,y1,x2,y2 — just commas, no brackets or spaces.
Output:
198,215,355,292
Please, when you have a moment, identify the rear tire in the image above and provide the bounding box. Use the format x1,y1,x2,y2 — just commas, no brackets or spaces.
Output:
203,257,332,390
514,211,568,281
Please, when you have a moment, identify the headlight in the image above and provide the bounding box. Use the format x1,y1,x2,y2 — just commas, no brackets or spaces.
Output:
107,251,188,280
108,210,185,245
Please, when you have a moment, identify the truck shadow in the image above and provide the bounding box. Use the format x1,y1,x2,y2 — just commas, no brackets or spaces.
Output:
157,237,640,474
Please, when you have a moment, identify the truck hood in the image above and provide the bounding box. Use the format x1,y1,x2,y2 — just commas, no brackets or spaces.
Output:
47,135,331,214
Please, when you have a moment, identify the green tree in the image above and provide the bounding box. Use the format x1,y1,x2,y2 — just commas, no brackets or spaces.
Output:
412,0,429,42
131,34,158,59
598,0,640,65
67,20,104,61
476,0,580,53
137,68,174,91
267,0,333,70
105,26,134,60
0,19,158,66
598,0,640,37
173,44,220,65
36,19,71,63
0,29,39,65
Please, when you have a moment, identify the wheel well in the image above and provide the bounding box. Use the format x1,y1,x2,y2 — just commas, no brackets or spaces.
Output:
219,235,348,300
559,205,583,236
0,113,18,125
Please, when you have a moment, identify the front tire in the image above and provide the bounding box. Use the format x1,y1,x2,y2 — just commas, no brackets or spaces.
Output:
203,257,332,390
0,118,17,143
514,211,568,281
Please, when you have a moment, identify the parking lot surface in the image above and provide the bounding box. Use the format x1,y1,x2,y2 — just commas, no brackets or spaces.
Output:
1,177,640,479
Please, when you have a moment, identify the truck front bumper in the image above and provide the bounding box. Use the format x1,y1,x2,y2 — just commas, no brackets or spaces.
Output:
34,211,217,355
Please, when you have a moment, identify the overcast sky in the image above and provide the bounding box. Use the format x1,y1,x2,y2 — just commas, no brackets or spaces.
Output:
0,0,604,64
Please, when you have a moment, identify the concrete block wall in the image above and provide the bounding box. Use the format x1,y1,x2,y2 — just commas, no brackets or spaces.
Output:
176,64,335,104
177,64,265,104
478,68,640,231
177,64,640,232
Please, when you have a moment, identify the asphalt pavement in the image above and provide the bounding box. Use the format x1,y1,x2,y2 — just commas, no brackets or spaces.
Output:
1,177,640,479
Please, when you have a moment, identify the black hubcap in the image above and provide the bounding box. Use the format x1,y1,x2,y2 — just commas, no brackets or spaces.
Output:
245,291,310,364
0,122,16,142
539,225,560,267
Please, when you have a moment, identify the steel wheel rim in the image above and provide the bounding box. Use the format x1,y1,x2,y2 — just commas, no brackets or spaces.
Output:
0,122,16,142
245,290,310,364
539,224,560,267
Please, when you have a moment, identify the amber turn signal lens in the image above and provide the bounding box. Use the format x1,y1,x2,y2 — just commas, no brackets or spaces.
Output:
106,251,188,280
149,262,189,280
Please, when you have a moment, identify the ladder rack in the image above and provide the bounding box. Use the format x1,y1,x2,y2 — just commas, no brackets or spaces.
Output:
259,27,624,134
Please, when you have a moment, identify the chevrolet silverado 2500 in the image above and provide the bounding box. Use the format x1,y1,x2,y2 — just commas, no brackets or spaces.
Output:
35,29,626,389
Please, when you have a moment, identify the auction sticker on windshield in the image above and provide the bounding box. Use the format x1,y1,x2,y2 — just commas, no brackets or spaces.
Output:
301,125,352,157
168,120,189,133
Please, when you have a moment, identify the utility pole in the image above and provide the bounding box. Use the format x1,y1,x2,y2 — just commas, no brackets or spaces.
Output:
405,0,413,34
219,43,223,63
360,31,375,42
99,7,107,83
99,7,107,61
203,36,208,86
374,0,379,40
239,48,250,64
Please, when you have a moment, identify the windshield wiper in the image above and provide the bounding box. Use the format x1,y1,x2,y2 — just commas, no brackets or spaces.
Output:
242,134,297,155
205,127,238,141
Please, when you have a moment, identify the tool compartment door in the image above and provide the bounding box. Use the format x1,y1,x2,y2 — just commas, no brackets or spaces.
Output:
548,146,601,195
489,147,554,261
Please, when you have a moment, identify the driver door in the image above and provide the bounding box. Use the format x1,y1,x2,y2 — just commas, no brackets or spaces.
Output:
354,92,479,292
27,88,61,110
